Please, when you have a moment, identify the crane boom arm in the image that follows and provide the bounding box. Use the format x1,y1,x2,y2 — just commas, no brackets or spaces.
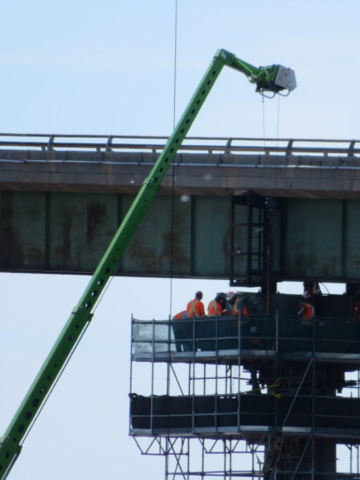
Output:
0,48,295,478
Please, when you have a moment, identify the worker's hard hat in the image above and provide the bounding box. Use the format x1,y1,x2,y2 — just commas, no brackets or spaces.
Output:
195,291,203,298
227,291,236,300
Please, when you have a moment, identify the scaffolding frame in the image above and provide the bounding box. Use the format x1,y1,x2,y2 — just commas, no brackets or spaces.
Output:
129,313,360,479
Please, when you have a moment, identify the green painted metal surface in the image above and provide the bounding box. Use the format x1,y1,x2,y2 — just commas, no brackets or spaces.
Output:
0,48,288,478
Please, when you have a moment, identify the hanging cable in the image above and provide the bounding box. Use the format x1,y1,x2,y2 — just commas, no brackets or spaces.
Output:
169,162,176,319
262,96,266,147
320,282,330,295
274,93,281,191
19,186,165,448
20,321,91,446
169,0,178,318
276,94,281,147
92,0,179,317
173,0,178,130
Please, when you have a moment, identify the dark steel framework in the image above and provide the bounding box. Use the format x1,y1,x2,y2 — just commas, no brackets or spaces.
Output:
230,197,266,288
129,309,360,479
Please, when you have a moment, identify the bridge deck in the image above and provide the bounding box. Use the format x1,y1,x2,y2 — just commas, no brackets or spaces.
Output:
1,135,360,198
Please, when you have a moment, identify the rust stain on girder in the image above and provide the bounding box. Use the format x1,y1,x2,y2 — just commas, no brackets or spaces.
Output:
129,245,159,273
27,246,44,266
161,231,189,270
61,211,73,265
86,203,107,245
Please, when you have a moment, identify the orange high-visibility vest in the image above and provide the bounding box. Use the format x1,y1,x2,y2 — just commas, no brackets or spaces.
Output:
207,300,223,316
300,302,314,321
173,311,187,320
232,298,248,317
186,299,205,318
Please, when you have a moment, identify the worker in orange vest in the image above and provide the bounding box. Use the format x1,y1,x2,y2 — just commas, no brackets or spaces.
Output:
303,281,322,315
226,292,261,348
186,291,205,318
352,291,360,320
207,293,226,316
172,310,190,352
225,291,249,319
297,292,315,322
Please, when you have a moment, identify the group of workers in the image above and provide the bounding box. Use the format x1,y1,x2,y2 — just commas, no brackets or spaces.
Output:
174,283,360,323
173,291,248,321
174,283,320,323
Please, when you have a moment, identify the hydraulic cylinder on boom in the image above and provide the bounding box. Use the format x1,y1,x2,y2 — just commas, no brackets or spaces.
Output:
0,49,296,479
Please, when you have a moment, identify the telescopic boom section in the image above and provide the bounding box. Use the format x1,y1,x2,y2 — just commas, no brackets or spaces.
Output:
0,49,296,478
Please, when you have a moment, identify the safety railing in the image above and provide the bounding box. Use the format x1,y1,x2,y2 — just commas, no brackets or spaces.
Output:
0,133,359,157
129,391,360,437
131,314,360,359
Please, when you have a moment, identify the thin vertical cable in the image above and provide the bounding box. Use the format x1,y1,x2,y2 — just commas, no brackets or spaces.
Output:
275,94,281,191
169,165,175,319
169,0,178,318
262,96,266,147
276,94,281,147
173,0,178,130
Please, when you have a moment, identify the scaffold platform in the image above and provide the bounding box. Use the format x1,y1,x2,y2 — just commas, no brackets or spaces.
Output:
130,312,360,479
131,314,360,366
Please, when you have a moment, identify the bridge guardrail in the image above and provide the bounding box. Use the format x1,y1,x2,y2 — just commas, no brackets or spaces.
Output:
0,133,359,157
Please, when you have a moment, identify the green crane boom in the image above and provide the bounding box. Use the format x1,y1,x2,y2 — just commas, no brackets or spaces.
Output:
0,48,296,478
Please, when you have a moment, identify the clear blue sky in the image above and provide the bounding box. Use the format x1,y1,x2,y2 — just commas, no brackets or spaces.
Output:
0,0,357,478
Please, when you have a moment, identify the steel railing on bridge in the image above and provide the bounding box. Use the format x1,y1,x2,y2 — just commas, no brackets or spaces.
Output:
0,133,359,157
